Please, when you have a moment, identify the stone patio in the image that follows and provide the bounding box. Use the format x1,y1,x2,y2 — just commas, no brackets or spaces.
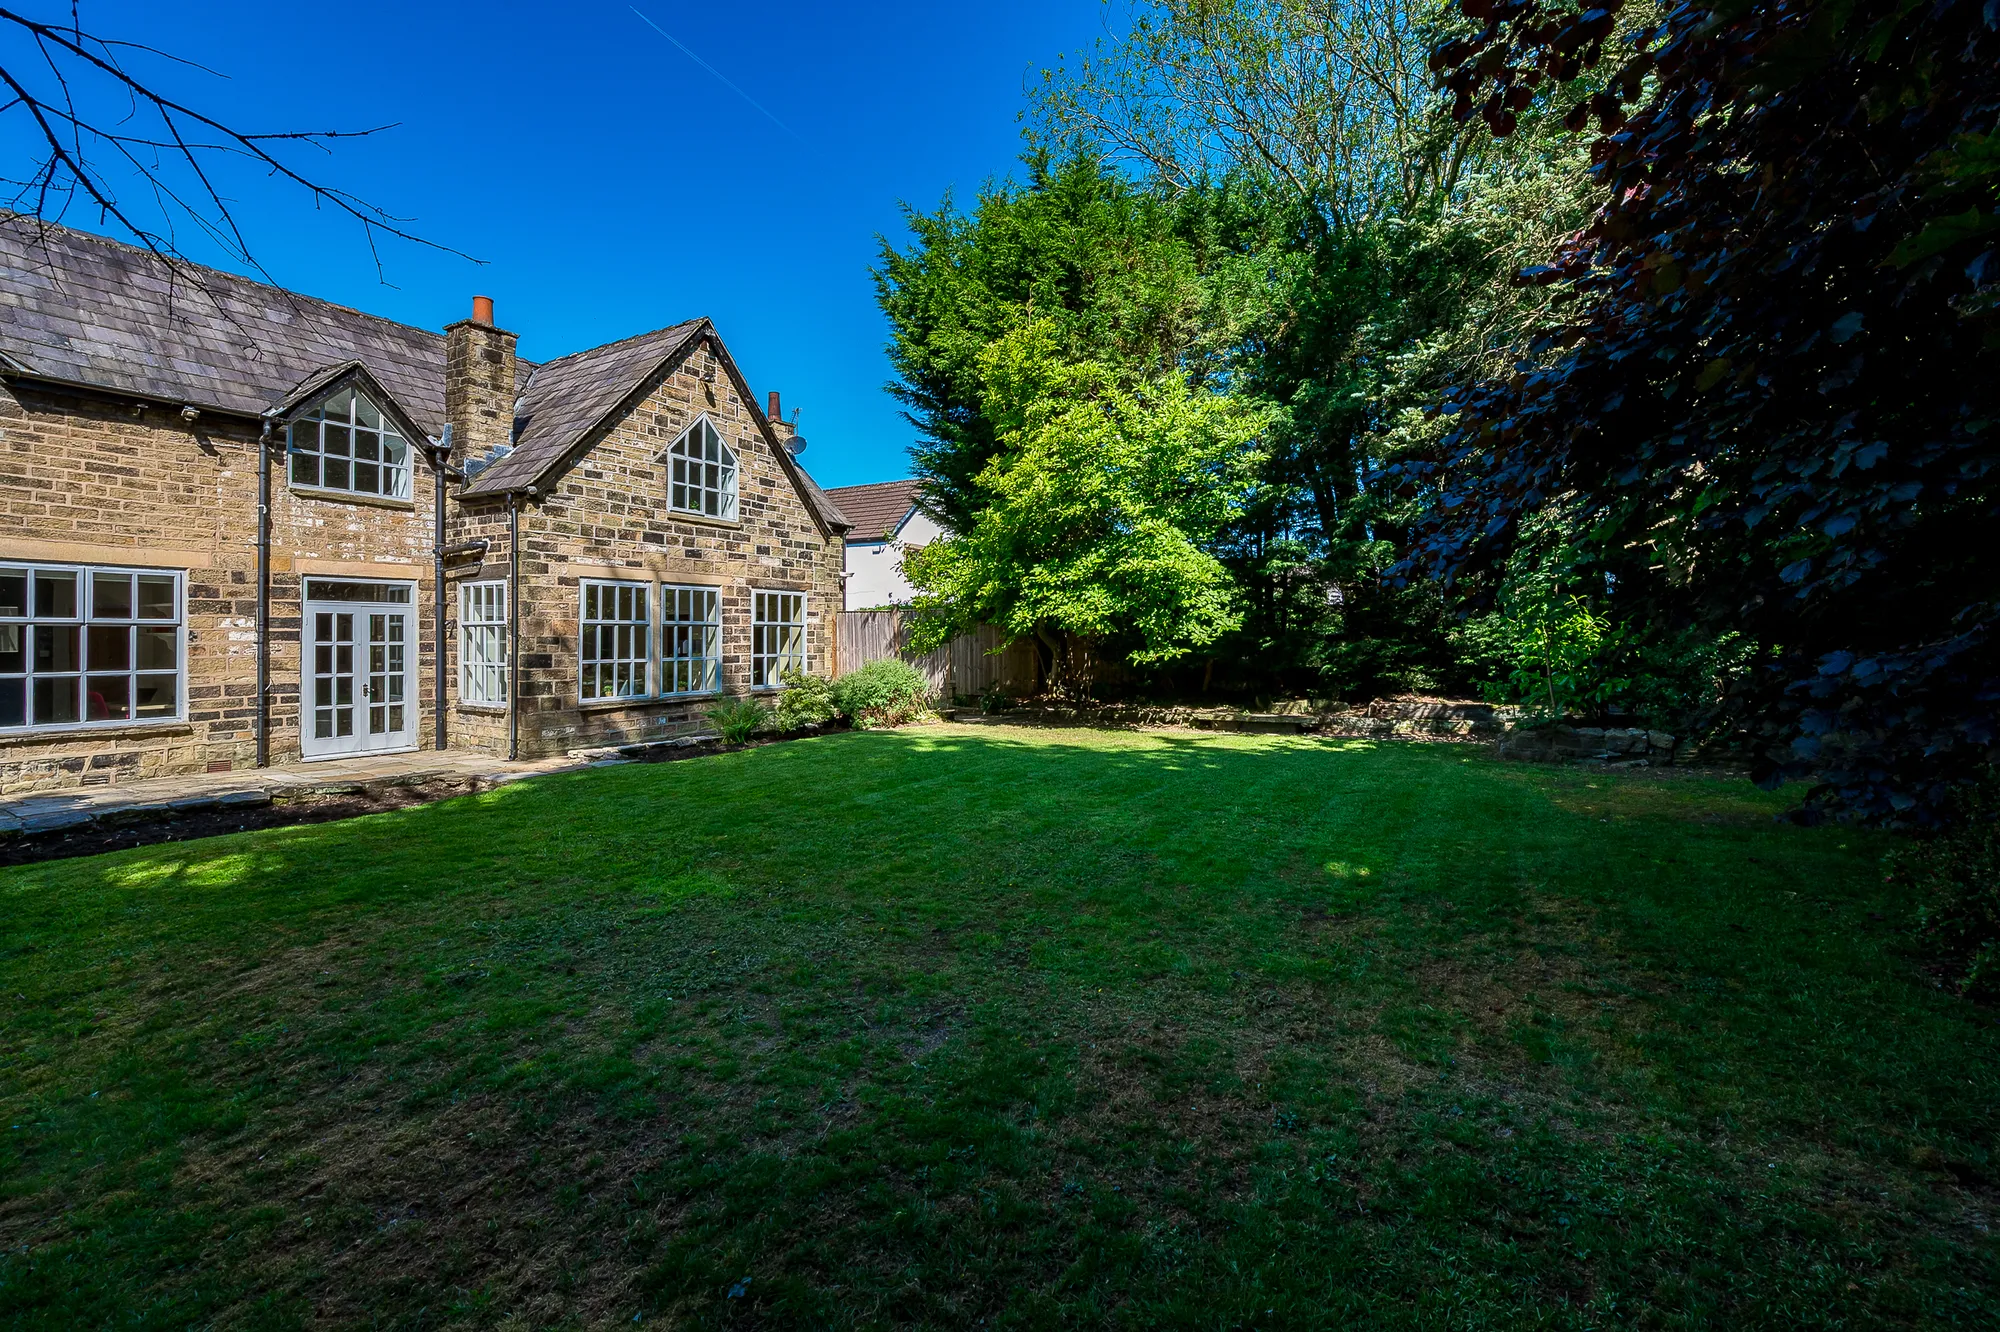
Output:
0,744,671,840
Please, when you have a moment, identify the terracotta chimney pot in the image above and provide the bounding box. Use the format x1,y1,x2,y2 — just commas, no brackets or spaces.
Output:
472,295,495,327
767,390,781,423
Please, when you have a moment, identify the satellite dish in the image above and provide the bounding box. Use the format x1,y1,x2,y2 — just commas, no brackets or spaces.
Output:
785,434,808,457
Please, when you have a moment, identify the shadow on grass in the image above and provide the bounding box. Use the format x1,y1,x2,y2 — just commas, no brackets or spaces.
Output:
2,725,1994,1328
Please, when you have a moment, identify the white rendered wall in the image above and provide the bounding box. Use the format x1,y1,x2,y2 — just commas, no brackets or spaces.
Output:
843,510,946,610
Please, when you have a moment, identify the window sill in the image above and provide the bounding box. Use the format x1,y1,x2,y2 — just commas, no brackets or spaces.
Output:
575,693,720,712
287,485,417,512
659,511,742,532
455,703,507,715
0,719,193,746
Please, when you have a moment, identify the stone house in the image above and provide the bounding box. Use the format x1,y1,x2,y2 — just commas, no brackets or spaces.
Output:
0,217,849,793
823,479,948,610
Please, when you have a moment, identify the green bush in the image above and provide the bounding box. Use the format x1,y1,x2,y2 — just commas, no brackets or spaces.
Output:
772,669,838,731
704,696,769,747
831,659,933,729
1889,779,2000,999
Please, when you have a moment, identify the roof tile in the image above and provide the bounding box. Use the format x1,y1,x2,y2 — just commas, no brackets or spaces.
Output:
824,480,925,542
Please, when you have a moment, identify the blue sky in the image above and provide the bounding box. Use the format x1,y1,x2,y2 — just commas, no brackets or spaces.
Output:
17,1,1115,487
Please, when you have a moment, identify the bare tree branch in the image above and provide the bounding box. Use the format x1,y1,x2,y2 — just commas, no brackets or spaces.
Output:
1030,0,1492,228
0,3,477,291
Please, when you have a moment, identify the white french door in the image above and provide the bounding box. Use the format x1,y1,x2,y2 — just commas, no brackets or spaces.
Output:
300,579,416,759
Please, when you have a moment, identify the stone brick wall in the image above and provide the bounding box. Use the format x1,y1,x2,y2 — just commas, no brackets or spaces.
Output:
445,317,517,465
0,330,844,786
440,505,515,757
458,338,843,759
0,380,444,793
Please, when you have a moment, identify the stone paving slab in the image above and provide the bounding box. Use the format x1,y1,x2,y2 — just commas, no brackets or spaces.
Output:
0,749,600,840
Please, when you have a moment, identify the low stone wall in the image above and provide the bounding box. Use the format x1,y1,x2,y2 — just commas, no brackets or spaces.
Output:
949,696,1522,742
1498,724,1679,766
1320,699,1520,741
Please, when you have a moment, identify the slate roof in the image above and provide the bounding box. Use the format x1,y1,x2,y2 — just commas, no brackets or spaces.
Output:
824,479,924,542
463,321,704,497
467,318,852,535
0,214,849,535
0,213,533,436
793,468,851,533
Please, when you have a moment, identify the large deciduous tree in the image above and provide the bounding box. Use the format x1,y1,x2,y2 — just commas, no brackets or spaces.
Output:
902,321,1271,685
1028,0,1603,697
1411,0,1999,819
875,153,1255,534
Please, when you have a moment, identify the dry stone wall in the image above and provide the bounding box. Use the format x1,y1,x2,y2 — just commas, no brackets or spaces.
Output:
1497,723,1680,766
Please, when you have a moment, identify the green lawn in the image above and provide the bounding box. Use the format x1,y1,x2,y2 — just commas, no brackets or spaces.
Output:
2,725,1995,1329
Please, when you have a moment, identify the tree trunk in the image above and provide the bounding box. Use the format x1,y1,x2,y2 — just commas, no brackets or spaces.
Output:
1034,625,1062,696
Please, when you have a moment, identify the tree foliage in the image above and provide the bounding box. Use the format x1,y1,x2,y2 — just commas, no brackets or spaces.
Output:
1034,0,1476,222
1411,0,2000,819
903,321,1271,680
875,154,1259,533
1017,0,1604,698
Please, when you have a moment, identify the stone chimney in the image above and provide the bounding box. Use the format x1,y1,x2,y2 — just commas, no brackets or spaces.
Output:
445,295,518,465
764,388,795,449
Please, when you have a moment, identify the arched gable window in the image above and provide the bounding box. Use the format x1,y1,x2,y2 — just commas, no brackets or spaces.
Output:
668,417,738,520
289,385,411,500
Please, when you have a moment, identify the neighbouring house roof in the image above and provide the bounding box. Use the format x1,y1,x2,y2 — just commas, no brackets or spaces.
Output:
0,213,531,436
0,215,848,533
825,479,926,543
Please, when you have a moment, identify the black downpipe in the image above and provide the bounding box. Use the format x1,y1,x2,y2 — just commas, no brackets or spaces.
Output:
431,431,450,752
507,492,520,761
254,415,274,768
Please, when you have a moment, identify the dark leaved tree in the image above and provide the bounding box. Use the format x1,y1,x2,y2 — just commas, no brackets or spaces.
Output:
1408,0,1999,820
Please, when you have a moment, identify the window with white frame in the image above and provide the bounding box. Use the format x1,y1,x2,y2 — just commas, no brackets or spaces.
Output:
459,581,507,707
751,591,805,689
580,580,649,700
288,385,412,500
667,417,738,520
660,585,721,696
0,563,181,730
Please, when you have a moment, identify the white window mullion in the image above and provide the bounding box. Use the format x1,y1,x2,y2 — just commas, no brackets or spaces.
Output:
459,581,507,706
660,584,722,696
579,579,650,701
666,416,739,521
287,384,412,501
750,590,805,690
0,562,183,731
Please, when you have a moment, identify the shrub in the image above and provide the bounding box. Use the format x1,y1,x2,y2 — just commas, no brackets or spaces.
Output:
704,696,769,747
1889,779,2000,999
831,659,932,729
772,669,837,731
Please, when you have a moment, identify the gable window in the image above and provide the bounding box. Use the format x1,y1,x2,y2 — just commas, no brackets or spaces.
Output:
460,581,507,707
289,386,411,500
580,580,649,700
0,563,181,730
751,591,805,689
660,585,722,696
668,417,738,520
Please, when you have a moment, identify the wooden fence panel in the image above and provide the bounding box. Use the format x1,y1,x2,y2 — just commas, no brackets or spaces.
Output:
835,610,1037,699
